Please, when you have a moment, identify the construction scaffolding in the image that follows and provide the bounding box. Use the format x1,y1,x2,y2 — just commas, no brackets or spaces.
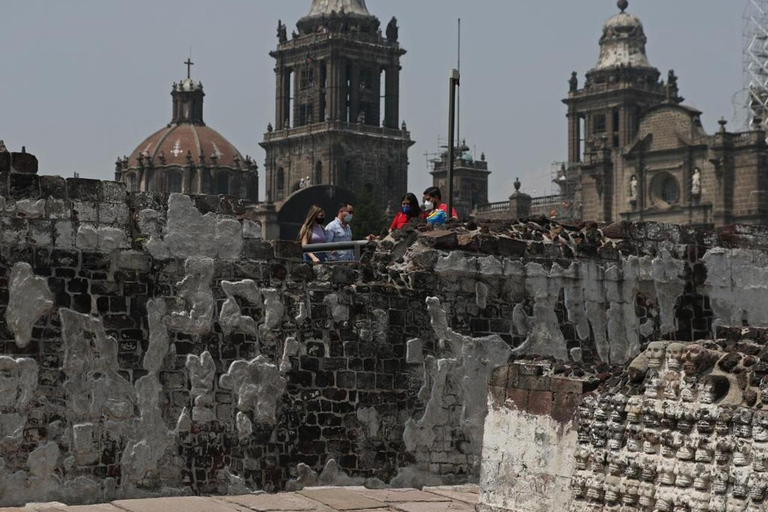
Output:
735,0,768,131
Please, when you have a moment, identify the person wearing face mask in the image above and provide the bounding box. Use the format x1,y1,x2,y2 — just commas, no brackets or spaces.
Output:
299,205,328,263
389,193,422,233
325,203,356,262
422,186,458,225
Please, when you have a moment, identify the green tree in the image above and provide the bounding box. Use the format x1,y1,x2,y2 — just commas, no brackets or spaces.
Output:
351,184,389,239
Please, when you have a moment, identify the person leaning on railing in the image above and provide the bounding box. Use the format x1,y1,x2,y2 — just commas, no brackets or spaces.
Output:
298,205,327,263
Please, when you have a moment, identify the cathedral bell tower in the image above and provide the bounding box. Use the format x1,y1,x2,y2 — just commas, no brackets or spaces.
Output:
260,0,414,212
563,0,682,222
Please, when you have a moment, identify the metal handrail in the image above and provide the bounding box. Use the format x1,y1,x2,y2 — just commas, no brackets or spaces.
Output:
302,240,375,261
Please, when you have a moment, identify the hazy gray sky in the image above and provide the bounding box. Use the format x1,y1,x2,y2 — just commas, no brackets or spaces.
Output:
0,1,745,202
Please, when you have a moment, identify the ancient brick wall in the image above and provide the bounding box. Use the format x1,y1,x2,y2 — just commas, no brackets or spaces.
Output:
6,172,768,507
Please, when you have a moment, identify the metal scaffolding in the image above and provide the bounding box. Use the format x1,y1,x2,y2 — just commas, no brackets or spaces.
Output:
735,0,768,131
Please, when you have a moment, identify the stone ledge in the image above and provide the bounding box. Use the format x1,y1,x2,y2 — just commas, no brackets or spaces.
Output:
0,485,479,512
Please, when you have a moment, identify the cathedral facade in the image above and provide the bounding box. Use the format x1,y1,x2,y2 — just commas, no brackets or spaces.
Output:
559,0,768,228
260,0,414,217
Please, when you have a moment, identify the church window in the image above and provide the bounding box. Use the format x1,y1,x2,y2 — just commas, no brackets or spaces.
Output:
126,174,138,192
277,167,285,198
168,173,183,193
593,114,607,134
661,177,679,204
315,161,323,185
300,67,315,90
299,104,314,126
216,174,229,195
650,172,680,208
360,68,373,90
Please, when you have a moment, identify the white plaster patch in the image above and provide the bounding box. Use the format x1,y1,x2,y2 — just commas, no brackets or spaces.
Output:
220,356,287,425
15,199,46,218
6,263,54,348
166,257,215,335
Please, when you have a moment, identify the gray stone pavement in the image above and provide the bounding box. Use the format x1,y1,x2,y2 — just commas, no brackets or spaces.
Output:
0,485,479,512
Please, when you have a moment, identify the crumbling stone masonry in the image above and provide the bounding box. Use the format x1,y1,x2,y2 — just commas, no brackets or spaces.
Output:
3,168,768,506
478,329,768,512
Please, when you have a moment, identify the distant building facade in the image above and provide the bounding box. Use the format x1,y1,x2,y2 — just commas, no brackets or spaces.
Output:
261,0,414,238
116,70,259,201
478,0,768,228
429,141,490,220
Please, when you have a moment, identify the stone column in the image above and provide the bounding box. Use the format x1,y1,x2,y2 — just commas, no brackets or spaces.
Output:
567,110,580,164
384,65,400,129
349,62,360,124
275,66,285,130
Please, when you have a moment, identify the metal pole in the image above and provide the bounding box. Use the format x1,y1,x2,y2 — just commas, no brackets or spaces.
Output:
447,69,460,220
457,18,461,148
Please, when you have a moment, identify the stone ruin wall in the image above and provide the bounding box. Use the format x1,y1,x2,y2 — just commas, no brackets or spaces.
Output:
480,330,768,512
472,221,768,512
0,171,765,506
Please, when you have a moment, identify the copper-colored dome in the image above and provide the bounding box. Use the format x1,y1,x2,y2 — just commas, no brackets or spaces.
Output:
128,123,244,169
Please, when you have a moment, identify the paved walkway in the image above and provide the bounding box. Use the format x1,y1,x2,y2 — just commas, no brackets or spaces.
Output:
1,485,479,512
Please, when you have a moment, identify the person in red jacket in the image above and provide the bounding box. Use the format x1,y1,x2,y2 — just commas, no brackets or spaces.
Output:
389,193,422,232
422,186,458,224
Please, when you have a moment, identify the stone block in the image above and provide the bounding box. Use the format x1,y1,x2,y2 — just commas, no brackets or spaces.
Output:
76,224,99,251
46,199,72,219
497,236,527,257
1,217,26,245
72,201,99,223
10,151,38,173
9,173,39,199
507,364,519,388
67,178,102,201
420,230,459,250
489,385,506,406
244,240,273,260
54,221,75,249
551,377,585,395
16,198,46,218
0,151,9,174
505,388,529,411
552,393,582,424
242,219,262,239
527,390,554,416
98,202,130,225
118,250,150,271
489,366,509,388
102,180,127,203
39,175,67,199
274,240,302,260
28,220,53,246
518,364,544,377
518,375,550,391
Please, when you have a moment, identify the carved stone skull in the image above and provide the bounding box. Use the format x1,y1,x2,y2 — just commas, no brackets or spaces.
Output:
667,343,686,371
646,341,668,370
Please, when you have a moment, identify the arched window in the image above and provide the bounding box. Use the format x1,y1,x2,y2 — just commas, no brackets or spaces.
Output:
315,161,323,185
216,173,229,195
168,173,183,193
277,167,285,198
126,174,138,192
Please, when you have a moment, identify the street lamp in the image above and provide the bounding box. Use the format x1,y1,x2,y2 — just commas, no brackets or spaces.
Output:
447,69,461,219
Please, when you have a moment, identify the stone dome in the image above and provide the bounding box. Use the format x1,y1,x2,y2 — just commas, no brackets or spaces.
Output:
305,0,371,18
127,123,245,170
594,0,652,70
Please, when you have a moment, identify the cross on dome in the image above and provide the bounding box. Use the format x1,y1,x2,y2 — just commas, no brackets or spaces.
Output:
184,58,194,79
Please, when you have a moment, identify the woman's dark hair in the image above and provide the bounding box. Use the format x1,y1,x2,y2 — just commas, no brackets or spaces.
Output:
401,193,422,218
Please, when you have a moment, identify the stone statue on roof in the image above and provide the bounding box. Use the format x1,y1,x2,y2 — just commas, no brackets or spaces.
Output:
386,17,399,42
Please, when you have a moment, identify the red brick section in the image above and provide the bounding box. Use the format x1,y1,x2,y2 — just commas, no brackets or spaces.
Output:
490,363,600,424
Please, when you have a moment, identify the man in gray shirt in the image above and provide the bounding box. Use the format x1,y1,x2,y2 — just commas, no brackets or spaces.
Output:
325,203,355,262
